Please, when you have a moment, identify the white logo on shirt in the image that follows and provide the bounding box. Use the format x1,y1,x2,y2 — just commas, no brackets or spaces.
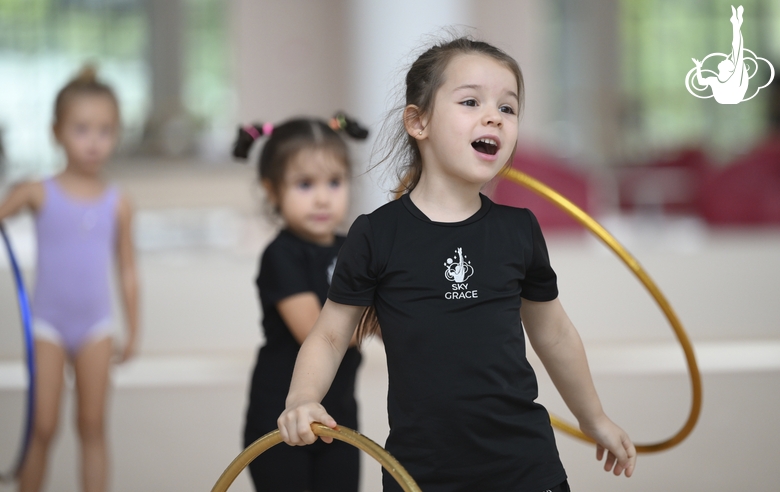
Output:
444,247,478,300
444,247,473,282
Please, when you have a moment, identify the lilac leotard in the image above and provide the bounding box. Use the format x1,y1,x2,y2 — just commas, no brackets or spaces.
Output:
32,178,120,356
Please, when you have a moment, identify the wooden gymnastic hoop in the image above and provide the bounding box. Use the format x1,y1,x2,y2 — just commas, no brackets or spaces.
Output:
501,167,702,452
211,423,421,492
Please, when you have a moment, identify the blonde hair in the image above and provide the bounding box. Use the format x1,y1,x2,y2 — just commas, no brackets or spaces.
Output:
54,65,119,125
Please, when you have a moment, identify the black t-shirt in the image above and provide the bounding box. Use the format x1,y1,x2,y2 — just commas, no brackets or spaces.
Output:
328,194,567,492
246,229,362,434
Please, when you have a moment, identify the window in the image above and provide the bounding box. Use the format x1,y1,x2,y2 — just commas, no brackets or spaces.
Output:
620,0,780,162
0,0,231,179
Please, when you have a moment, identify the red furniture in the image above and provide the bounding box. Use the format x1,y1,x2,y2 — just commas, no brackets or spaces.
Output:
490,149,594,231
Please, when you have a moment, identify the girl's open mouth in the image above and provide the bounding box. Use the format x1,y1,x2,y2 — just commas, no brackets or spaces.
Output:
471,138,499,156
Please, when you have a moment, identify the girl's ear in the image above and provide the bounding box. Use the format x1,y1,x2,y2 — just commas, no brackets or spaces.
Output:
261,179,278,207
403,104,428,139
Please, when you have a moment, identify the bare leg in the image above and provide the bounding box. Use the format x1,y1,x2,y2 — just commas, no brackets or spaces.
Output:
73,337,113,492
18,340,66,492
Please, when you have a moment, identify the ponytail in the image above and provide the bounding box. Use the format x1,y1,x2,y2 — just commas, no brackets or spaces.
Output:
232,111,368,162
328,111,369,140
232,122,275,160
232,111,377,343
54,64,118,124
74,64,98,84
356,306,381,346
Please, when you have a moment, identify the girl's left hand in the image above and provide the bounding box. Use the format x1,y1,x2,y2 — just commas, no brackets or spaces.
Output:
581,416,637,478
117,335,138,363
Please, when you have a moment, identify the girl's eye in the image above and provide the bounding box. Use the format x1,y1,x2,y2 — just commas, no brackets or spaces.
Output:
297,180,313,190
329,178,343,188
460,99,477,107
500,105,516,115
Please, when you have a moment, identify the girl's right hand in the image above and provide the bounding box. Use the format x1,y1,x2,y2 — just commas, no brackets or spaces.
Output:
277,401,338,445
117,334,138,363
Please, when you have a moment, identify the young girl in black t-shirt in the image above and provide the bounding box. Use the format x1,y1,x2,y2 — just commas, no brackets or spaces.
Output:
232,114,368,492
278,38,637,492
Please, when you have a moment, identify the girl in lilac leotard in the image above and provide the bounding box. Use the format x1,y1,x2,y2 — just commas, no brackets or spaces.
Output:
0,66,139,492
32,178,120,356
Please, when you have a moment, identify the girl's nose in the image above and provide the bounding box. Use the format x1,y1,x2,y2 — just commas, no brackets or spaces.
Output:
314,185,329,204
483,108,503,128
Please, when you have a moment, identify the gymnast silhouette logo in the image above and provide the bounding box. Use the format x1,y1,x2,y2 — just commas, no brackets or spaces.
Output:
444,247,473,283
685,5,774,104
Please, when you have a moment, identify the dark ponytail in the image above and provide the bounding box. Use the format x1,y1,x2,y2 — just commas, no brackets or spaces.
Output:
328,111,369,140
232,123,275,160
232,111,368,197
372,36,523,196
231,112,368,177
355,306,381,345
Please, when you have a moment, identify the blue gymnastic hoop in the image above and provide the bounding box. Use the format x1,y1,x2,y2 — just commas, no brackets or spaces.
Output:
0,222,36,482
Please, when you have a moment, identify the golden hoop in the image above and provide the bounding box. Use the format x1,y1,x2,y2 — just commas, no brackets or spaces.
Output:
500,167,702,453
211,423,421,492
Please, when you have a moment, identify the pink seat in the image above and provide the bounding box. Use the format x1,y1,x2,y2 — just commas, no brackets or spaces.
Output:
699,134,780,226
616,148,712,215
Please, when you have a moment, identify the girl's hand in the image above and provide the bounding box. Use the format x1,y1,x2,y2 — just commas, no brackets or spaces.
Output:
278,402,337,445
581,415,637,478
117,334,138,363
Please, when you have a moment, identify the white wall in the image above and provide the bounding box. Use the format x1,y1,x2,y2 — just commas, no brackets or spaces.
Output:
229,0,350,124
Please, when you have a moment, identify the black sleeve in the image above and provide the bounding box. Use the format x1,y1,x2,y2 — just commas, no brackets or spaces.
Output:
520,209,559,302
327,215,378,306
257,239,311,305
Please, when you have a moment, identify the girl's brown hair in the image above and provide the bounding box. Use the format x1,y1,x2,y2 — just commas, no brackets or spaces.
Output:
373,36,524,197
356,36,524,345
54,65,120,126
232,114,369,204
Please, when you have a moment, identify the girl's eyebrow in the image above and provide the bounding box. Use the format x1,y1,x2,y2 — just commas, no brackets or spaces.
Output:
453,84,519,101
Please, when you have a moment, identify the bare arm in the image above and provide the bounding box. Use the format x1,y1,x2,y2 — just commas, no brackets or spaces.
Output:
0,182,44,221
277,293,359,346
278,300,365,445
115,193,140,363
522,298,636,477
278,293,323,345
